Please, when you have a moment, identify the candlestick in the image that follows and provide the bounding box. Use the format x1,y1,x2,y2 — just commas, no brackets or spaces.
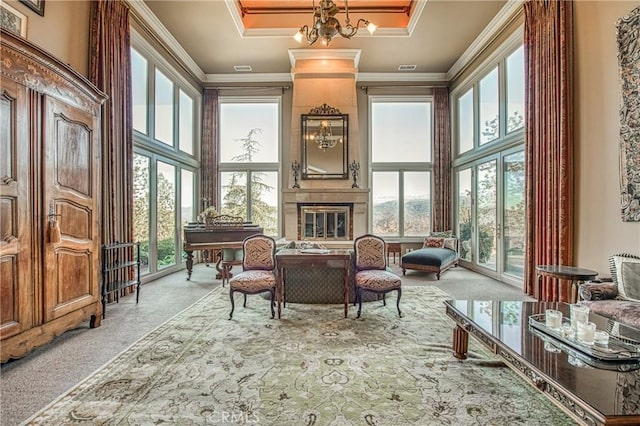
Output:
349,160,360,188
292,160,301,188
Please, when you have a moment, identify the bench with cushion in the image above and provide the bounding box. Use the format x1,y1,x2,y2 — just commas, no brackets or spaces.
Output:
400,233,459,280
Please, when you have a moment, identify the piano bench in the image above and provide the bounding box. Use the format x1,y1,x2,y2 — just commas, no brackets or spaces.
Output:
221,248,243,286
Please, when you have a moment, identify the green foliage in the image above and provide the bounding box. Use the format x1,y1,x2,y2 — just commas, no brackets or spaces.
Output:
133,154,178,268
459,221,494,264
221,128,278,235
137,238,176,267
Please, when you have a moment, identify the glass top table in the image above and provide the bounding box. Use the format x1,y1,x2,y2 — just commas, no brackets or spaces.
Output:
444,299,640,425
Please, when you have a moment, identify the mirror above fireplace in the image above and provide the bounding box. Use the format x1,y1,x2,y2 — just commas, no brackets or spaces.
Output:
301,104,348,180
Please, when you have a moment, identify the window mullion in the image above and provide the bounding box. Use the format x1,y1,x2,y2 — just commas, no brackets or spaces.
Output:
399,170,404,237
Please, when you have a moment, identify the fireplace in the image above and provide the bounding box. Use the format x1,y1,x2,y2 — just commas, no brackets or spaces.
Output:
282,188,369,244
299,204,352,241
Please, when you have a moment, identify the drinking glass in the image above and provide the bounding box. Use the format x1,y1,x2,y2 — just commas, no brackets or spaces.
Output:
577,321,596,345
545,309,562,330
570,304,590,330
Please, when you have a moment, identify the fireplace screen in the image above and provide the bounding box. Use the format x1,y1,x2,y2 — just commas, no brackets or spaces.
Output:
300,206,350,241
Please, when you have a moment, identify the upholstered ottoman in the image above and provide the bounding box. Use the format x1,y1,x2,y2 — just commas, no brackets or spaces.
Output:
401,248,459,280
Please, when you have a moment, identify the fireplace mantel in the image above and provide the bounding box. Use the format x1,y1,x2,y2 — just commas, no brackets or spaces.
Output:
282,188,369,243
283,188,369,203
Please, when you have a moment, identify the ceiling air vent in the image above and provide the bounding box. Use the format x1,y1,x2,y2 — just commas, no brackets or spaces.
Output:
233,65,253,72
398,64,417,71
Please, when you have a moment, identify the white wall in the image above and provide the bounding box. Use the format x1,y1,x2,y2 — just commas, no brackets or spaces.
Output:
574,1,640,276
6,0,91,77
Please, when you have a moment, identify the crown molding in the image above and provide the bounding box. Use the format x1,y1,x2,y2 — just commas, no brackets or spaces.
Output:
357,72,447,83
446,0,523,80
407,0,428,36
201,71,448,84
126,0,206,82
226,0,427,38
288,49,362,68
224,0,245,36
203,73,293,84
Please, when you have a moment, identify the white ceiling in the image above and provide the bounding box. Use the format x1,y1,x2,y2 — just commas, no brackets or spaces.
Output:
134,0,514,82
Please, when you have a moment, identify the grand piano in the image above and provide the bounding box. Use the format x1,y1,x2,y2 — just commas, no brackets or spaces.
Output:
183,215,263,280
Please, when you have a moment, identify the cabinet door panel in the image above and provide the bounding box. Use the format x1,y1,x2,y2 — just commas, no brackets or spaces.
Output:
43,97,100,322
0,81,34,338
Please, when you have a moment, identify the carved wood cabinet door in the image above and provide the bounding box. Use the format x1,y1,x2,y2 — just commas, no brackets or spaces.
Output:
1,29,105,362
0,79,34,340
42,97,101,324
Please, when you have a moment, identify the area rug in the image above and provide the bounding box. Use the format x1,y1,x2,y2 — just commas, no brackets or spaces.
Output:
23,287,574,425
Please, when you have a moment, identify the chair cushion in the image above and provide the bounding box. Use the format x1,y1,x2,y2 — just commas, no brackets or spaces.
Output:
354,237,386,270
424,237,444,248
401,248,458,267
443,238,458,252
579,282,618,301
229,270,276,292
582,300,640,329
355,270,401,291
610,254,640,302
243,237,275,270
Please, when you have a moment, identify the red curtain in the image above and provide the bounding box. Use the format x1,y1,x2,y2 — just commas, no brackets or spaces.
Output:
433,87,452,233
524,0,574,301
201,89,219,212
89,0,132,246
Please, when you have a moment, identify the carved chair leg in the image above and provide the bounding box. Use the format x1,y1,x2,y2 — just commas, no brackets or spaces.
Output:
270,289,275,319
229,290,235,320
396,288,402,318
243,294,247,308
382,293,387,306
356,287,363,318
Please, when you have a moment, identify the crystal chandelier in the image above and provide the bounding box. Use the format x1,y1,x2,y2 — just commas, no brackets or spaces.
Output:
311,119,341,151
293,0,377,46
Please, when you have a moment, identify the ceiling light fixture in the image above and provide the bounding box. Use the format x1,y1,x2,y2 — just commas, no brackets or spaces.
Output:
294,0,377,46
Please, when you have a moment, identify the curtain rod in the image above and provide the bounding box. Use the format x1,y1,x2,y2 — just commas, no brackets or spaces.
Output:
360,84,449,90
360,84,448,93
205,85,291,93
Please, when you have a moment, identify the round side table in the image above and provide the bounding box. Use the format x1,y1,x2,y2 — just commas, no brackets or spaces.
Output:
536,265,598,303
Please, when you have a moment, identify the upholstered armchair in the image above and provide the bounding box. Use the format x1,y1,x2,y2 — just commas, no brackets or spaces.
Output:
228,234,277,320
353,234,402,318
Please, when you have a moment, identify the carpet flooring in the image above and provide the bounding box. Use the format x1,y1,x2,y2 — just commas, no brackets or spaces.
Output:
19,284,573,425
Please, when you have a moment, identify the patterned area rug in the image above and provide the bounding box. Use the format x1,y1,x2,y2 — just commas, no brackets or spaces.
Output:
24,287,575,425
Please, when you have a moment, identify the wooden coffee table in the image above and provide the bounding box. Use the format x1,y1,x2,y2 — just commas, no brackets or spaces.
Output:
444,299,640,425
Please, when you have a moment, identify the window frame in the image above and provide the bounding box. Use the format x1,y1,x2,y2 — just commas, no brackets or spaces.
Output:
368,95,434,239
217,96,282,237
451,27,525,287
131,29,202,281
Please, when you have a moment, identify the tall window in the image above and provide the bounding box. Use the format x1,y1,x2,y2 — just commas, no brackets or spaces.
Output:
370,98,432,237
218,98,280,236
453,32,525,284
131,34,201,279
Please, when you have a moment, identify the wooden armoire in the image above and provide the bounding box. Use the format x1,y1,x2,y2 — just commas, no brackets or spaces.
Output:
0,30,106,362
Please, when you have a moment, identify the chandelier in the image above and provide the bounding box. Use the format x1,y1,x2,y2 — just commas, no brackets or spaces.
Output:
311,119,342,151
293,0,377,46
